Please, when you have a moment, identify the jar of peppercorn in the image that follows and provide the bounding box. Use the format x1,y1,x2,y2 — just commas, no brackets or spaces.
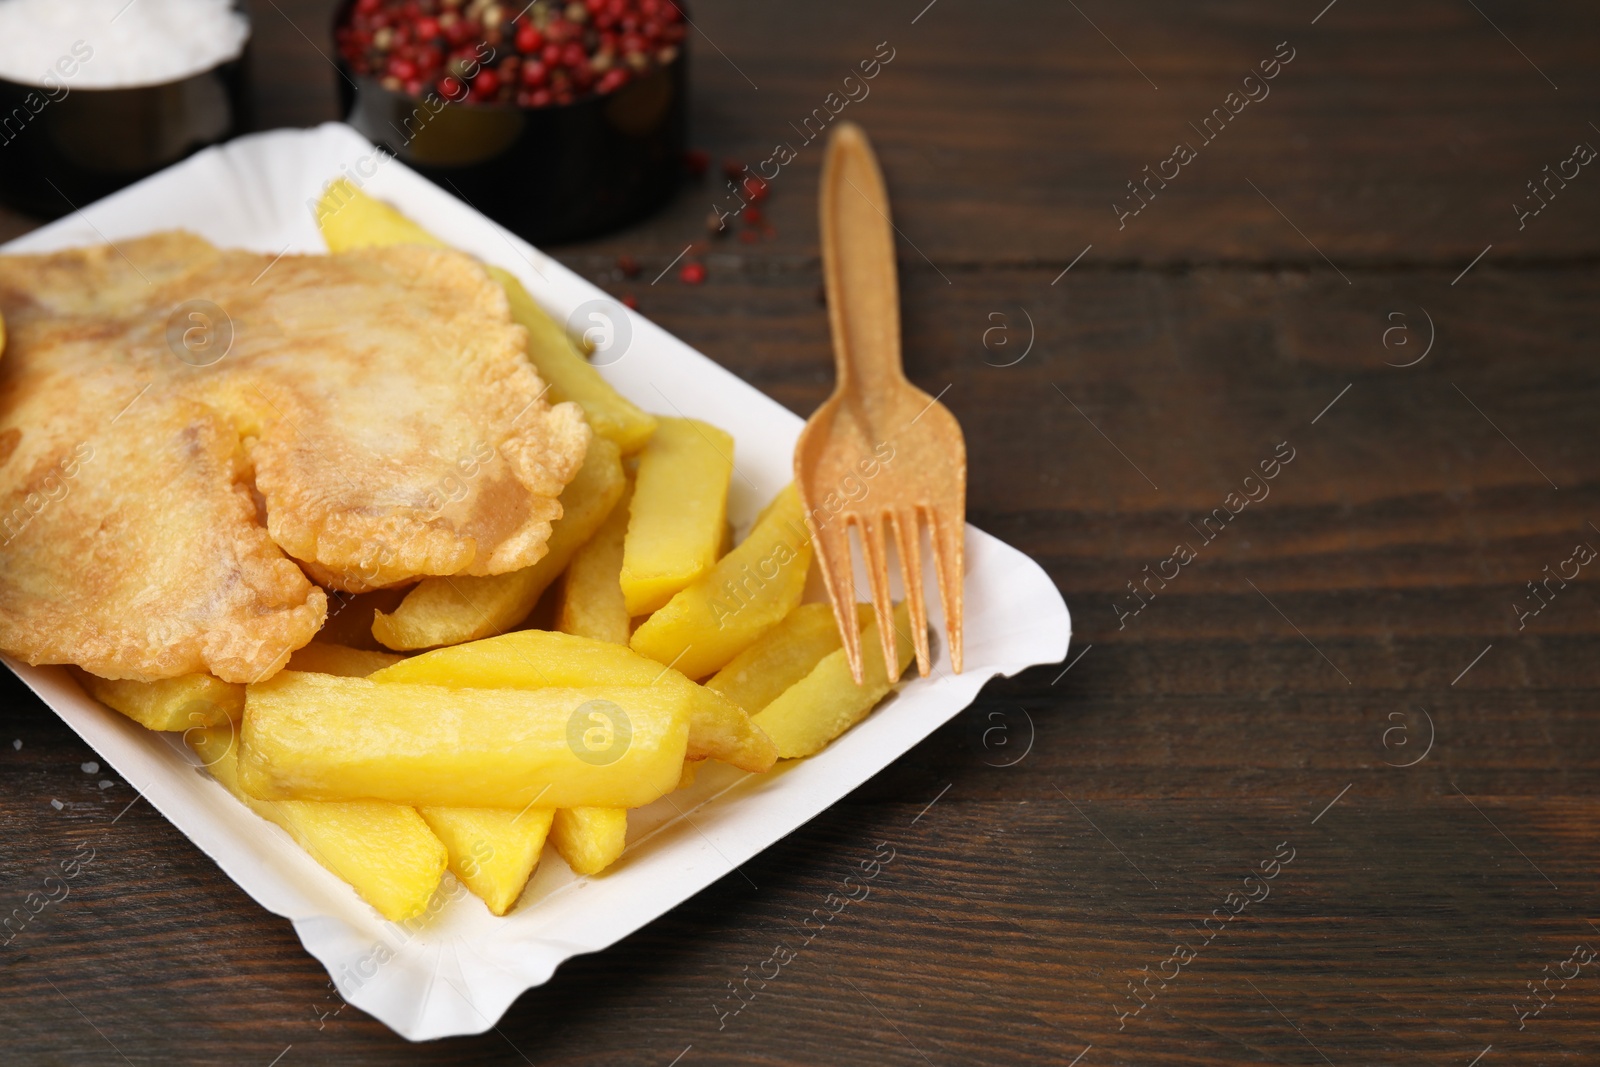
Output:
334,0,687,244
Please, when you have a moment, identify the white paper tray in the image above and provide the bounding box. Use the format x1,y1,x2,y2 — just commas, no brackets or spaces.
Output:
1,124,1071,1041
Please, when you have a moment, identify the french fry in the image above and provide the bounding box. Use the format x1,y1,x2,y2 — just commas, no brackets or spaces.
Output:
706,602,872,715
315,179,656,454
370,630,776,773
316,177,446,251
188,725,446,922
418,807,555,916
631,484,812,679
621,417,734,616
554,478,633,645
72,668,243,731
488,267,657,454
751,602,916,759
238,672,691,809
372,435,625,650
285,642,404,678
549,807,628,876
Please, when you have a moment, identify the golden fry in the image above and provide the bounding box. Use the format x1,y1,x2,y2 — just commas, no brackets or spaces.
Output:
189,725,446,922
418,807,554,916
631,484,812,679
238,672,691,809
554,478,633,645
489,267,657,454
370,629,775,773
706,602,871,715
751,602,915,759
620,417,733,616
549,807,628,876
72,668,243,731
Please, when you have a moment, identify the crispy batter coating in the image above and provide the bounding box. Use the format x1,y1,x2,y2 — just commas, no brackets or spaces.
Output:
0,232,588,681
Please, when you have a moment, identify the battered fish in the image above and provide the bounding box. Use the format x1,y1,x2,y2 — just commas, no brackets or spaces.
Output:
0,232,588,682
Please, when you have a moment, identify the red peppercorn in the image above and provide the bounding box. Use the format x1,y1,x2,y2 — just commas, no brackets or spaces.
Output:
515,24,542,53
388,56,418,81
529,88,552,107
438,74,463,98
521,60,547,86
596,68,627,94
617,254,641,277
722,159,745,182
415,16,440,41
474,68,501,97
562,42,587,68
743,206,763,225
541,42,562,66
680,262,706,285
356,0,381,13
621,294,638,310
743,175,769,201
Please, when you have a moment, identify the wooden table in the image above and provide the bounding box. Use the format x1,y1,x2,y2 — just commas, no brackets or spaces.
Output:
5,1,1599,1062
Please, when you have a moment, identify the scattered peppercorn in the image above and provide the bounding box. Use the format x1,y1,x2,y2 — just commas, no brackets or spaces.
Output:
616,254,641,277
680,261,706,285
621,293,639,309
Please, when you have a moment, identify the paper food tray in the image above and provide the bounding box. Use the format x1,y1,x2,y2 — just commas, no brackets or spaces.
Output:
1,123,1071,1041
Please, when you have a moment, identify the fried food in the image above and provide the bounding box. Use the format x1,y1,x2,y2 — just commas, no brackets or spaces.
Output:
71,668,244,731
0,232,588,681
707,602,872,715
238,672,692,809
631,484,812,679
621,417,734,616
369,629,777,773
418,806,554,916
189,724,447,922
554,477,633,645
549,807,628,876
752,601,916,758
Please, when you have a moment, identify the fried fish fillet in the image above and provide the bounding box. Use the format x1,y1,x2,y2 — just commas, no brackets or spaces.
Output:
0,232,588,682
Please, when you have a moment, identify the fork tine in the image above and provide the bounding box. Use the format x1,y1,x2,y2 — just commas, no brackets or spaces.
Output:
928,505,964,673
810,510,865,684
892,508,931,676
856,512,899,682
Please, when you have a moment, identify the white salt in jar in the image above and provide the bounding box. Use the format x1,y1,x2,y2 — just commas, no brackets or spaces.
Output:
0,0,253,216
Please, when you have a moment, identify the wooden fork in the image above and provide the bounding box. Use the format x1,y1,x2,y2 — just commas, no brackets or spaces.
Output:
795,122,967,685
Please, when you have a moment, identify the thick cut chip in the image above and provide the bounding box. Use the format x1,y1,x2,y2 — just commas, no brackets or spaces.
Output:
0,231,589,681
549,807,628,876
418,806,554,916
72,668,244,731
621,417,734,616
372,435,625,650
238,672,691,809
284,642,404,677
706,602,872,715
555,478,633,645
489,267,658,455
751,602,916,759
631,484,812,679
316,179,656,454
189,725,446,922
370,629,776,772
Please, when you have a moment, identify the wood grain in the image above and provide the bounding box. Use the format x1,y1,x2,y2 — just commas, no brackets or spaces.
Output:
3,1,1600,1064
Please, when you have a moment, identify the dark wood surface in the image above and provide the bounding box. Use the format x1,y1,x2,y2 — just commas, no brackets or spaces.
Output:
4,1,1600,1063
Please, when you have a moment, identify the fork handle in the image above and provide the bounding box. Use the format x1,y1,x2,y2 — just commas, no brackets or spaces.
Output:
820,123,906,401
